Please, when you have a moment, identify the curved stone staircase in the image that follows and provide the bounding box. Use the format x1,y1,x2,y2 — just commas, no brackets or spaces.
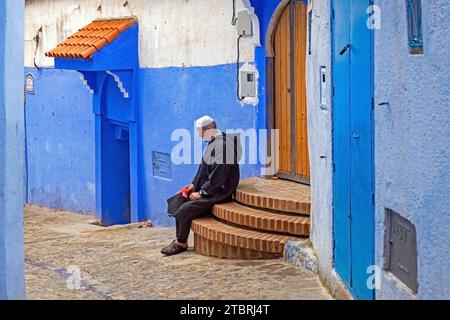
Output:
191,178,311,259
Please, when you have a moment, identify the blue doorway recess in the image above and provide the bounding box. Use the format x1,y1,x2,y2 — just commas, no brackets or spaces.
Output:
51,19,143,226
332,0,375,300
98,75,132,226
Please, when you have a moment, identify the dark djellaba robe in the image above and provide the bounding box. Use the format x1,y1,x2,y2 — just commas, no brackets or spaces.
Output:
172,132,242,222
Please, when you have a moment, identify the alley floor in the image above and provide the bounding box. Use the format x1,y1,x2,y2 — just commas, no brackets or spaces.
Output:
24,205,332,300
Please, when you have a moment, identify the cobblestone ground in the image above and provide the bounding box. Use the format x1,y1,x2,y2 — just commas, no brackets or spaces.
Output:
25,205,332,300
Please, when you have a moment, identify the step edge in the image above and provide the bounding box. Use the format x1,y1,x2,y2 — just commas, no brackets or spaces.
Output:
191,218,298,254
235,190,311,215
212,204,310,237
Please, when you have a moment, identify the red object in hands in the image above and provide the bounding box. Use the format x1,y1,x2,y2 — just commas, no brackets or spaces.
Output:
177,186,191,199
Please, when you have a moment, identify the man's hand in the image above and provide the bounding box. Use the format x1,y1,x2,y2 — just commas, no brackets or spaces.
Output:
186,184,194,192
189,192,202,201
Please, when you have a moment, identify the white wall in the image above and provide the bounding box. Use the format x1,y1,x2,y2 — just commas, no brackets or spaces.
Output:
308,0,450,300
25,0,255,68
374,0,450,299
306,0,343,296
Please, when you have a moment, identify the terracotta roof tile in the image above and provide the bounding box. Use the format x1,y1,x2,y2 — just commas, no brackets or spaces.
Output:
45,17,137,59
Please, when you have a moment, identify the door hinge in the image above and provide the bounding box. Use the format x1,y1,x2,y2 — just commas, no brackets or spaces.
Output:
371,97,375,110
332,163,336,172
372,192,375,205
331,9,335,21
332,86,335,97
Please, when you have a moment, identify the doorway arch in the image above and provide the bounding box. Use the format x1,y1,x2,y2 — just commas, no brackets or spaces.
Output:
97,74,132,227
270,0,310,184
265,0,290,58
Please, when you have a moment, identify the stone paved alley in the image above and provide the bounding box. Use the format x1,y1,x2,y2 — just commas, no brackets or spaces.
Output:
24,206,332,300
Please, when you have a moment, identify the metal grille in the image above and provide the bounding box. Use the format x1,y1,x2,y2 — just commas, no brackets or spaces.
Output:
386,208,419,293
152,152,172,180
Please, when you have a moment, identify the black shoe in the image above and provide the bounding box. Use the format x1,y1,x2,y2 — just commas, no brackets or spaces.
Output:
161,241,188,256
161,240,176,255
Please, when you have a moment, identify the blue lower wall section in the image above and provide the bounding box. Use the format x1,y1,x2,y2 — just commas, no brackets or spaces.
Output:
25,64,260,225
25,68,96,213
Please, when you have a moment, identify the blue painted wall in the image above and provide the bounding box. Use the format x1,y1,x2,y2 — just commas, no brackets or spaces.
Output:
25,64,260,225
23,0,282,226
374,0,450,299
0,0,26,299
25,68,95,213
139,65,259,225
135,1,280,226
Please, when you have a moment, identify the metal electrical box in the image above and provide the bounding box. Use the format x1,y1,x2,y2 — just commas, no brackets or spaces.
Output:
237,10,253,36
386,209,418,293
239,71,256,98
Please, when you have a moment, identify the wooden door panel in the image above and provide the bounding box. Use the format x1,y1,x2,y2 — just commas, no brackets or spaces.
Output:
274,1,309,181
274,4,291,175
294,1,309,178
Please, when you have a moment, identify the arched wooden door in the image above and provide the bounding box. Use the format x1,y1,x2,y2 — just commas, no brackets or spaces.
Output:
274,0,310,184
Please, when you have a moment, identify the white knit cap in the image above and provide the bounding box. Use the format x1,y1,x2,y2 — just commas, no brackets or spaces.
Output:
195,115,215,129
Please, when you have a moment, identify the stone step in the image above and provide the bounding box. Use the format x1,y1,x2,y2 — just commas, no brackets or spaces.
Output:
193,234,281,259
191,217,299,259
212,202,310,236
235,178,311,215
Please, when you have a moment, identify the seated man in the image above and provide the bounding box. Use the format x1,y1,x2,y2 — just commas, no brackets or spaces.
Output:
161,115,241,256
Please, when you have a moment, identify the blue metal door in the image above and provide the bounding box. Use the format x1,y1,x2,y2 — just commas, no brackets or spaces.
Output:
332,0,375,300
100,119,130,226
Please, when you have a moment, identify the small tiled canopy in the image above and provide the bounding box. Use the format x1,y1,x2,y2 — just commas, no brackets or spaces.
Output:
45,17,137,59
